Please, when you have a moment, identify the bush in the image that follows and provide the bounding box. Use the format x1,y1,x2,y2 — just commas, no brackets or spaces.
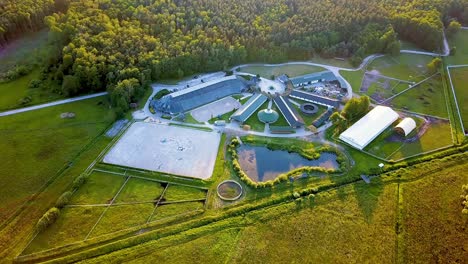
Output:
55,191,73,208
18,96,32,106
28,79,42,89
36,207,60,232
293,192,301,199
154,89,171,99
72,173,88,190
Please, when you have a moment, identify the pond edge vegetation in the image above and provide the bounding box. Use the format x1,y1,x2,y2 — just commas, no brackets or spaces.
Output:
227,136,349,188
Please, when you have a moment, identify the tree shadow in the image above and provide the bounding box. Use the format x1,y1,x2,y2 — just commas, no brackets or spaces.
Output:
352,176,385,222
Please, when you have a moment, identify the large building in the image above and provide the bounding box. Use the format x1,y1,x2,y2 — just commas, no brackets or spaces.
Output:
290,70,347,88
339,106,399,150
230,94,268,123
152,76,247,114
289,90,341,108
273,96,305,128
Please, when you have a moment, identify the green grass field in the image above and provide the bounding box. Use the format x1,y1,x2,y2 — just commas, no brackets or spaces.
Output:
270,103,290,126
69,172,126,205
239,64,325,78
448,67,468,132
364,119,453,161
400,163,468,263
0,69,63,111
367,54,432,82
90,204,154,238
0,30,49,74
23,207,106,254
0,96,115,225
163,185,207,201
389,75,448,117
446,30,468,65
151,202,204,222
289,99,327,126
114,178,165,203
339,70,364,93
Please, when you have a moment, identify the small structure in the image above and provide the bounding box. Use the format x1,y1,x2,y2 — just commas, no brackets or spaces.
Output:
395,117,416,136
339,106,399,150
300,103,319,115
257,109,279,124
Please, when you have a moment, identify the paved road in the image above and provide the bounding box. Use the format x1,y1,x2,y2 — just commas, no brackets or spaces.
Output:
0,92,108,117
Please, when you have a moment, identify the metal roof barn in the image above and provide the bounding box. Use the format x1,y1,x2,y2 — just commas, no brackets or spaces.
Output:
339,106,399,150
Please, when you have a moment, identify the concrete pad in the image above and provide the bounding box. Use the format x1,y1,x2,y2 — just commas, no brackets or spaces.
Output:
191,97,241,122
103,122,221,179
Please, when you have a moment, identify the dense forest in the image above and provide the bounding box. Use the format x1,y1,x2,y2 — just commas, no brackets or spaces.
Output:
1,0,468,114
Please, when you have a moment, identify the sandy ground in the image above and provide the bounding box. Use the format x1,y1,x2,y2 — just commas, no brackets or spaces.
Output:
191,97,240,122
103,122,221,179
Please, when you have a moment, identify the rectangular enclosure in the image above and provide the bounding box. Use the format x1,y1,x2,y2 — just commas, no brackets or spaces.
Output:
103,122,221,179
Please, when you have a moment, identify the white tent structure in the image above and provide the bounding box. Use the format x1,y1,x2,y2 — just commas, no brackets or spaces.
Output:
395,117,416,136
339,106,399,150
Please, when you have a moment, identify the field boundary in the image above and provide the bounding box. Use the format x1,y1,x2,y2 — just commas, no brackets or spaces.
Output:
446,65,468,136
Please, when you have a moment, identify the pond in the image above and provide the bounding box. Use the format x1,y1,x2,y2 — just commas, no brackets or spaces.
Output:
237,145,339,182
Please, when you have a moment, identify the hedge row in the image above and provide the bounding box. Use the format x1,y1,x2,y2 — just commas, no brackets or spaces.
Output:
34,173,89,232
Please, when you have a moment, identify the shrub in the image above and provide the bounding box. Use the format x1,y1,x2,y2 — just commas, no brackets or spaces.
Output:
154,89,171,99
36,207,60,232
293,192,301,199
72,173,88,190
28,79,42,89
18,96,32,106
55,191,73,208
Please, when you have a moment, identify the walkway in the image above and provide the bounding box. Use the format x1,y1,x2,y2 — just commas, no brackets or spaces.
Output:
0,92,108,117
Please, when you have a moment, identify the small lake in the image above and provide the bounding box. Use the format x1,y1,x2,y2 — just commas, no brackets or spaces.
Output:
236,145,339,182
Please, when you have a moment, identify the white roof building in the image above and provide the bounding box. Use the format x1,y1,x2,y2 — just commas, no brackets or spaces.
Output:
339,106,399,150
395,117,416,136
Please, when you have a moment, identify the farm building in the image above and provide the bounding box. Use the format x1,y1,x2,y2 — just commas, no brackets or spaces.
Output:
290,71,347,88
230,94,268,123
152,76,247,114
395,118,416,136
289,90,341,108
339,106,399,150
273,96,305,128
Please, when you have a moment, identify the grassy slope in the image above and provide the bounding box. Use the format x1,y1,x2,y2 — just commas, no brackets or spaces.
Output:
367,54,432,82
389,75,448,117
239,64,325,78
0,30,49,73
446,30,468,65
0,96,115,225
0,30,64,111
400,163,468,263
116,181,398,263
339,70,364,93
83,154,467,264
448,67,468,131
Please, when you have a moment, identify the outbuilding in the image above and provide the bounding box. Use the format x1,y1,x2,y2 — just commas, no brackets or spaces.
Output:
395,117,416,136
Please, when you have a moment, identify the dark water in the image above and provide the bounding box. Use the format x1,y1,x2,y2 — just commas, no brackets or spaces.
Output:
237,145,339,182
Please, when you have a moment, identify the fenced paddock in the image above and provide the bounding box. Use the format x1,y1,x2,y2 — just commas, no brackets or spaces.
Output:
103,122,221,179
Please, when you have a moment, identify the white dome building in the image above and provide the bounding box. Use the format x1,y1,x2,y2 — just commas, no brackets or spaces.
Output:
395,118,417,136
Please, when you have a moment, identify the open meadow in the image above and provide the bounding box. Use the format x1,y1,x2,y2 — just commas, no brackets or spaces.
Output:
238,64,325,78
447,66,468,133
0,96,115,225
